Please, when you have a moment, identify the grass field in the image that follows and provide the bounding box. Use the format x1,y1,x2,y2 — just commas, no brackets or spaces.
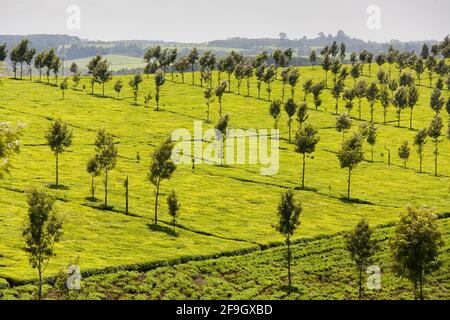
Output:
64,54,146,72
0,62,449,293
2,216,449,300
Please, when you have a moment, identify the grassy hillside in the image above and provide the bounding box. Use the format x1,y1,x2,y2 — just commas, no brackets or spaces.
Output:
64,54,146,72
0,62,449,286
2,217,449,300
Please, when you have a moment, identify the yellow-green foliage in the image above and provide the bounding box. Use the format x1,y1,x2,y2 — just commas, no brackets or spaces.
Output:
0,62,449,283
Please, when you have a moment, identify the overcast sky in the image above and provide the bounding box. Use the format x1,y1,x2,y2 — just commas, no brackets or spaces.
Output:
1,0,449,43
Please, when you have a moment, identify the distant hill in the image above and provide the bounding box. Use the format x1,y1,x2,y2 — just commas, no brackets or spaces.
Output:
0,31,440,62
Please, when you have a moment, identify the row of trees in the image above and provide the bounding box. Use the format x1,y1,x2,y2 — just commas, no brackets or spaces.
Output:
276,189,443,299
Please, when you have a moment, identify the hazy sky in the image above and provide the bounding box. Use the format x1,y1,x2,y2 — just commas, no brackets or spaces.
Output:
0,0,449,43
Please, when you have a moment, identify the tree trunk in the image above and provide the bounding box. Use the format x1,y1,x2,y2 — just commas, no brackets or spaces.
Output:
288,121,291,142
192,65,195,85
228,74,231,92
103,83,105,97
335,98,339,115
434,141,438,176
358,100,362,120
398,110,401,127
419,273,424,300
91,175,95,198
301,153,306,189
282,85,285,103
154,179,160,225
104,170,108,207
287,235,291,288
358,266,363,300
347,168,352,199
55,152,59,186
20,62,23,79
410,108,413,129
419,155,423,173
38,260,42,300
370,103,374,122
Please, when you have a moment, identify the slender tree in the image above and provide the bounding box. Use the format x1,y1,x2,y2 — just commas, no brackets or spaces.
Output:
204,85,215,123
413,129,427,173
302,78,313,102
365,82,379,122
309,50,317,69
187,47,199,85
269,99,282,129
274,190,302,288
414,58,425,86
59,77,68,99
429,87,445,114
407,85,419,129
336,113,352,142
154,69,165,110
148,137,176,225
427,114,443,176
167,189,180,233
243,62,254,97
284,97,297,142
23,188,63,300
332,78,345,115
294,124,320,189
321,54,331,88
354,80,367,120
86,157,101,199
173,57,189,84
390,207,443,300
95,129,118,207
263,65,277,101
398,140,411,168
343,87,355,115
255,64,266,99
94,59,112,96
24,48,36,80
360,122,377,162
113,79,123,99
87,55,102,94
346,218,378,300
129,74,143,105
425,56,436,88
215,80,228,116
393,86,408,127
296,102,309,129
337,133,364,199
379,85,391,125
0,121,25,178
311,81,326,111
34,52,45,82
46,119,73,186
215,114,230,165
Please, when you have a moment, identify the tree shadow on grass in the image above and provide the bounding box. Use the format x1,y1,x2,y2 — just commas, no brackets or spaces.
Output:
294,186,318,192
85,196,99,202
339,197,374,205
280,284,302,295
47,184,70,190
147,223,179,237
